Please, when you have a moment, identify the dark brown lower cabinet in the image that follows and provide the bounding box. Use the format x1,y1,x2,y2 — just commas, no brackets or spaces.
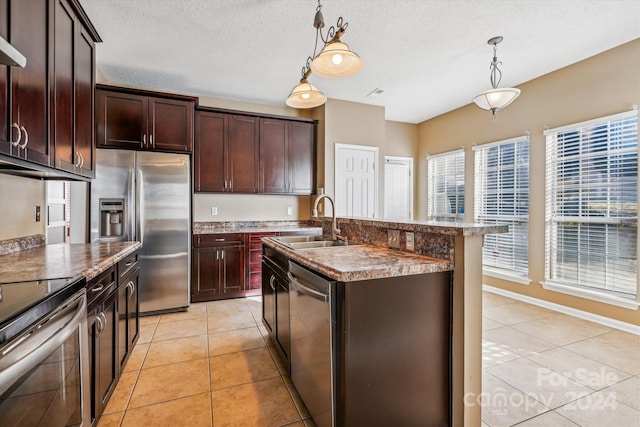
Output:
261,245,291,368
192,234,245,302
245,232,277,291
192,230,321,303
87,250,140,427
87,266,118,426
118,267,139,371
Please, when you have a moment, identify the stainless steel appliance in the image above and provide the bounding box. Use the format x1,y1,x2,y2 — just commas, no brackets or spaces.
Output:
91,149,191,314
288,261,335,427
0,277,90,427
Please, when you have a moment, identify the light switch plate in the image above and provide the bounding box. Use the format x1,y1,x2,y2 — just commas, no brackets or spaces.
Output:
388,229,400,249
211,207,218,216
34,206,41,222
287,207,293,216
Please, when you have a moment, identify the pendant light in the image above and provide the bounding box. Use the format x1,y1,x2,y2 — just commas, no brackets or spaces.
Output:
286,76,327,109
472,36,521,120
285,0,363,109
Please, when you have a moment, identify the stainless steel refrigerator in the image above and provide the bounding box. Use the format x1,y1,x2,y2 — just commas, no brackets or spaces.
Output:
90,148,191,314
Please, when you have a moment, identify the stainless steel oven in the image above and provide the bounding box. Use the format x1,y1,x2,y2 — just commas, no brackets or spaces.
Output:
0,277,89,427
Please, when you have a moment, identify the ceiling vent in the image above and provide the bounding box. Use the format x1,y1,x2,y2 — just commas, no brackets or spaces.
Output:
366,88,384,98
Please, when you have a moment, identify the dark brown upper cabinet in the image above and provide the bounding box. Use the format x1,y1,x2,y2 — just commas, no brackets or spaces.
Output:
53,0,97,178
96,85,196,153
194,109,259,193
0,0,51,166
0,0,100,179
260,118,315,195
195,107,316,195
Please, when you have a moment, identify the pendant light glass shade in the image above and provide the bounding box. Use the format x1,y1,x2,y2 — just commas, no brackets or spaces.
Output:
310,40,363,78
286,79,327,108
473,36,520,120
472,87,521,111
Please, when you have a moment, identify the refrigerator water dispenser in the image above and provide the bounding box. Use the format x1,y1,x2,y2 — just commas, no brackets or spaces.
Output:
99,198,124,237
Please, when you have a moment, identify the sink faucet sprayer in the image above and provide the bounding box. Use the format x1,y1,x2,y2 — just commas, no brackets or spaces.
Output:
312,194,344,241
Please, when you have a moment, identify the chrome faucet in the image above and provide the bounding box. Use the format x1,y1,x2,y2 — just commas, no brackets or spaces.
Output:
312,194,344,241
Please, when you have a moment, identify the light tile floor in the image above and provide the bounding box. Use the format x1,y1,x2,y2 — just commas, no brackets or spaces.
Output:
481,291,640,427
96,292,640,427
97,296,311,427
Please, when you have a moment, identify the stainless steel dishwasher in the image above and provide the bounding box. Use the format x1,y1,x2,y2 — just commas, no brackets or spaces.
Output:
288,261,335,427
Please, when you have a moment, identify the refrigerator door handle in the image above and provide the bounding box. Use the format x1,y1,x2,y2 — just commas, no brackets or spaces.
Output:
136,169,144,246
127,168,135,241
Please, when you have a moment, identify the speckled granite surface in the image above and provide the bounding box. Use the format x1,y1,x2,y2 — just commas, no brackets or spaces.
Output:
0,241,141,282
0,234,46,255
310,217,509,237
309,217,508,261
193,221,322,235
263,238,452,282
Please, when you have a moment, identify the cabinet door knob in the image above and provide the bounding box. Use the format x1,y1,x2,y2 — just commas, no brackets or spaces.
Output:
127,281,135,297
19,126,28,149
10,123,21,147
78,152,85,168
270,275,276,291
74,152,80,167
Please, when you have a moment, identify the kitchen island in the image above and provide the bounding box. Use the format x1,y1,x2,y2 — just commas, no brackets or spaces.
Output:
264,217,508,427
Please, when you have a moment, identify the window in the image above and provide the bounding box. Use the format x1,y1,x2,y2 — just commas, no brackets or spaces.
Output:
474,136,530,277
545,111,638,300
427,149,465,222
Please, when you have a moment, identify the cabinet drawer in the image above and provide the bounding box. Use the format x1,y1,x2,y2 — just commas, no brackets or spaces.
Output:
246,232,277,245
248,248,263,266
118,251,139,281
194,234,243,247
87,266,117,308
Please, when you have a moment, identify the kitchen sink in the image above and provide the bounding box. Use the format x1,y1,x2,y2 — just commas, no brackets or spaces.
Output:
271,235,353,249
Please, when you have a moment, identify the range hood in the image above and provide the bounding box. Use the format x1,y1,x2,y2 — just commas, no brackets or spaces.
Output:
0,35,26,67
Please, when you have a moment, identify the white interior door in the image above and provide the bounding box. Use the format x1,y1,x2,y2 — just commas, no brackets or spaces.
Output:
335,143,378,218
384,156,413,221
46,181,69,244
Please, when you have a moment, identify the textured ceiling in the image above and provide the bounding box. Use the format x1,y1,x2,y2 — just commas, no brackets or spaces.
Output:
81,0,640,124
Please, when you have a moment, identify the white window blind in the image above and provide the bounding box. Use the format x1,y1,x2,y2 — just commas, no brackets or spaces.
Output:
474,136,530,276
545,111,638,299
427,149,465,222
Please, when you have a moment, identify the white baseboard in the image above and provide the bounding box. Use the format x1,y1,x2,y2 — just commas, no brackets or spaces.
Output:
483,284,640,336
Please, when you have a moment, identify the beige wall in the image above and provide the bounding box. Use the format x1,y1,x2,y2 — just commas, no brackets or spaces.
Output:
0,175,45,240
417,39,640,326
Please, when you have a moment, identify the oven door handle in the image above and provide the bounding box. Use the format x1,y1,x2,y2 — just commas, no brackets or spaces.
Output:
288,272,330,303
0,290,87,396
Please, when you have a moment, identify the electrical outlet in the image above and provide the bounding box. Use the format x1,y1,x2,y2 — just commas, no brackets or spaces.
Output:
211,207,218,216
34,206,41,222
406,232,415,251
387,229,400,249
287,206,293,216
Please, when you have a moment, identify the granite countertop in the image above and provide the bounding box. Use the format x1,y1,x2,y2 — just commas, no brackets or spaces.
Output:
193,221,322,235
0,241,141,283
263,238,452,282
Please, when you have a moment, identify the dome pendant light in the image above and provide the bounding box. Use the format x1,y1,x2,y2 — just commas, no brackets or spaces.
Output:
472,36,521,121
285,0,363,109
286,76,327,109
